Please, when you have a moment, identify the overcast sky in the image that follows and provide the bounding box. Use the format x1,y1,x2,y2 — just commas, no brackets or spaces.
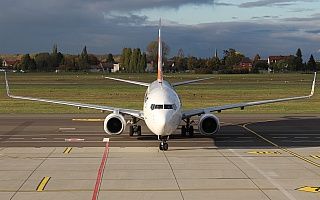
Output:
1,0,320,60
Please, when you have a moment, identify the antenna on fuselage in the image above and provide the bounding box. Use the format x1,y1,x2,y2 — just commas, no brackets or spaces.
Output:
157,19,163,86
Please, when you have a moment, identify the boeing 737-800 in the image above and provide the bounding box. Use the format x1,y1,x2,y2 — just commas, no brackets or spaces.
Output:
4,20,316,151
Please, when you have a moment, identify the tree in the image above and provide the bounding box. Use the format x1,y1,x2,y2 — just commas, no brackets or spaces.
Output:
295,48,304,71
19,54,36,72
187,56,197,71
120,48,132,71
81,46,89,63
306,54,316,71
130,48,141,72
52,44,58,54
146,40,170,70
50,52,63,71
106,53,114,63
253,54,260,61
34,53,50,71
273,60,287,72
223,48,244,69
138,52,147,72
206,57,220,71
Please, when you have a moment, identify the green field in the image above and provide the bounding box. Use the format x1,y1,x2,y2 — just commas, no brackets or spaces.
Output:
0,72,318,114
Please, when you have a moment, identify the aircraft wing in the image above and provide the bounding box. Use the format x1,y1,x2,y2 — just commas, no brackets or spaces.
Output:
4,72,144,119
105,77,150,86
171,77,213,87
182,72,316,119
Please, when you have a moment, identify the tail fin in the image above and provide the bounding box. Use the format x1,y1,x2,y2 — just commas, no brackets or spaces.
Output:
157,19,163,85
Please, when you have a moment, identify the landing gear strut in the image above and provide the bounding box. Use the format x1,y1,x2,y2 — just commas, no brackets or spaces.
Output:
181,118,194,137
129,117,141,136
159,136,169,151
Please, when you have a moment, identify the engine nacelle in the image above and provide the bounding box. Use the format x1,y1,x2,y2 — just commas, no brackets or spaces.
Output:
104,113,126,135
198,114,220,136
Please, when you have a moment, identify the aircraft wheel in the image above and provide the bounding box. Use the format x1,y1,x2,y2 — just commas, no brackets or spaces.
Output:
163,142,169,151
159,143,163,151
189,125,194,137
137,125,142,136
181,125,186,136
129,126,134,136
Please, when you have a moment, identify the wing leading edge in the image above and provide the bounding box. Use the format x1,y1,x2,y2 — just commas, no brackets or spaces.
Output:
4,72,144,119
182,72,316,119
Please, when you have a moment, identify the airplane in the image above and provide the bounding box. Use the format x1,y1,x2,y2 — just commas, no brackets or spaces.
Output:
4,20,317,151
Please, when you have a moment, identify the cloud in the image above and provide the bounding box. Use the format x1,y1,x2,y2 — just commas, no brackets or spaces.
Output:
0,0,319,61
239,0,299,8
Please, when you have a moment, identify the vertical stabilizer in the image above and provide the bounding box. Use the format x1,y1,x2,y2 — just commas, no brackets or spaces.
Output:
157,19,163,85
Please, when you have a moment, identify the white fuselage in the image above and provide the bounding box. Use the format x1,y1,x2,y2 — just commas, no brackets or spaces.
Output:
143,80,182,136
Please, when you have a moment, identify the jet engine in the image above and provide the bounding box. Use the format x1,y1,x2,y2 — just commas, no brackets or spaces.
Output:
198,114,220,136
104,113,126,135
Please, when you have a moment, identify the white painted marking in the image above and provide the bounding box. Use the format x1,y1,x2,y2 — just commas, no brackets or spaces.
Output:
267,172,278,177
103,138,110,142
59,128,76,131
31,138,47,140
65,138,85,142
9,138,24,140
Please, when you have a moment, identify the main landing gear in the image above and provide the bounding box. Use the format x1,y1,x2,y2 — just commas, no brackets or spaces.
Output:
159,136,169,151
129,117,141,136
181,118,194,137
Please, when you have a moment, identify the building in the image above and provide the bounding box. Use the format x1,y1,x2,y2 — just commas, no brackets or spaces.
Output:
268,55,291,66
1,59,20,70
233,57,252,70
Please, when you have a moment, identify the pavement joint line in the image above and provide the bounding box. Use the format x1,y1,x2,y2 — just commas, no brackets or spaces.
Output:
163,151,185,200
36,177,51,192
241,123,320,168
9,148,56,199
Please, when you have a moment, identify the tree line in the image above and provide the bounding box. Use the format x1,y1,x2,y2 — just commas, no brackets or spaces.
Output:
120,48,147,73
169,48,317,74
13,45,106,72
8,43,318,73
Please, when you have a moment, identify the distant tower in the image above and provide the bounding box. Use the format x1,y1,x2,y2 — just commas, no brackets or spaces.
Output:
214,48,218,58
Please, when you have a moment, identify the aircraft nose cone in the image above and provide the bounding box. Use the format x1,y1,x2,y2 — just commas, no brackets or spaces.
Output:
156,113,173,135
164,124,172,134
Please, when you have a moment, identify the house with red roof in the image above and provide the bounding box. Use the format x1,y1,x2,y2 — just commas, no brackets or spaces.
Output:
233,57,253,70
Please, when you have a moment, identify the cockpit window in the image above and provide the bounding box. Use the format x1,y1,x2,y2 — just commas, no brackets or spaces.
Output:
155,105,163,109
164,104,173,109
151,104,177,110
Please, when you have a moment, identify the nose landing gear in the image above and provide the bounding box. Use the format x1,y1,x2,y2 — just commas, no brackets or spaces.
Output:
159,136,169,151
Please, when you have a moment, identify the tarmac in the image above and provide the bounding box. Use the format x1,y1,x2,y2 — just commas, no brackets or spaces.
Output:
0,114,320,200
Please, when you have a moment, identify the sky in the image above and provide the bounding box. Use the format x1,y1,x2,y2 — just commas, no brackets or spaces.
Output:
1,0,320,61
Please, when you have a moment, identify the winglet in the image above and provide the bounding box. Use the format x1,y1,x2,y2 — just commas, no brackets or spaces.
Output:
157,18,163,85
309,72,316,97
4,71,12,97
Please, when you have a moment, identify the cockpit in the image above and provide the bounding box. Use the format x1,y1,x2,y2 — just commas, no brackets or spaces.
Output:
150,104,177,110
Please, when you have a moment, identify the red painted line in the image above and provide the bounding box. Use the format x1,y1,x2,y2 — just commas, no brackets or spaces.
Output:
92,139,109,200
